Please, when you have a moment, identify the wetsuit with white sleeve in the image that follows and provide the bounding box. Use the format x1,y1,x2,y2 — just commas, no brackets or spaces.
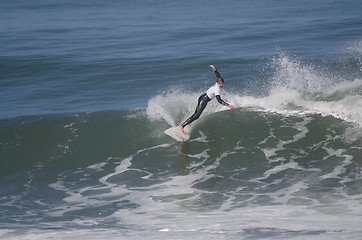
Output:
180,69,231,128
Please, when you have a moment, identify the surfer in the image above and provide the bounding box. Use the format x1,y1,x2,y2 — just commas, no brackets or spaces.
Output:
177,65,234,135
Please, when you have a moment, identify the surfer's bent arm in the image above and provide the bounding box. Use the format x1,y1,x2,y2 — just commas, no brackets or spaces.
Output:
216,95,229,107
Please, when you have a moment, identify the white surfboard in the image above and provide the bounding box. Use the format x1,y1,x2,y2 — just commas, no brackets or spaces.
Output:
165,126,191,142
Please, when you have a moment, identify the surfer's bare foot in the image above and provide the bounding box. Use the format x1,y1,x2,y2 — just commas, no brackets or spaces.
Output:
177,126,186,135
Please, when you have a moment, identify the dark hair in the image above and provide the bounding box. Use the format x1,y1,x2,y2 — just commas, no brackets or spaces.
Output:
217,77,224,83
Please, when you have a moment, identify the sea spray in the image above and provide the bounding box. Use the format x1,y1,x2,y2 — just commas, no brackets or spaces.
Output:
146,89,232,127
231,54,362,127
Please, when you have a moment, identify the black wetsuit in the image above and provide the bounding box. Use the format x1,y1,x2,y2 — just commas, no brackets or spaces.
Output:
181,69,230,128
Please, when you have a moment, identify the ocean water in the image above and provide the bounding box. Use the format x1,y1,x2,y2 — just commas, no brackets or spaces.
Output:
1,0,362,239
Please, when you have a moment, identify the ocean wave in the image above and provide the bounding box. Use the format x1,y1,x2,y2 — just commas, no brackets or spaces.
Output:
146,52,362,131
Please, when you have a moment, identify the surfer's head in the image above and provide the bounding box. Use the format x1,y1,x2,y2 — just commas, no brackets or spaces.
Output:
217,77,224,88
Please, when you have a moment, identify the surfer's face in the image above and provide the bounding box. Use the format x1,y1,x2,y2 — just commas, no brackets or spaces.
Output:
217,81,224,88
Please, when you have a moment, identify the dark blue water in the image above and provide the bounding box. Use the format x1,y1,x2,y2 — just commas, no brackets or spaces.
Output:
1,0,362,239
1,0,361,119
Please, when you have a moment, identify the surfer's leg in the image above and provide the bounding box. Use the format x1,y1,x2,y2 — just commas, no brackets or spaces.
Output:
194,94,203,114
179,94,209,131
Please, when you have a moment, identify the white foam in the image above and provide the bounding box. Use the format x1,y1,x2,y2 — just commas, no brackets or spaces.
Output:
263,161,303,179
146,90,200,127
259,117,311,163
190,131,209,143
230,54,362,128
47,143,174,218
87,161,107,170
320,147,354,180
348,39,362,55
